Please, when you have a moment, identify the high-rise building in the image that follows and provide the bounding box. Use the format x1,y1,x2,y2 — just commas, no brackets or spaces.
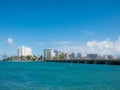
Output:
70,52,76,60
44,49,55,60
18,46,32,57
76,53,82,59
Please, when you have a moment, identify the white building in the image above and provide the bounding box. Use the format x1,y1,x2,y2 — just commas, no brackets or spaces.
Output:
65,53,71,60
18,46,32,57
44,49,55,60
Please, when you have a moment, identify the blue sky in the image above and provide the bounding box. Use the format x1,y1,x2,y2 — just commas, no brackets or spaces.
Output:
0,0,120,56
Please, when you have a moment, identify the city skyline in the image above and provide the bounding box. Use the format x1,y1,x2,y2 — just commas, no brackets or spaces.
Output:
0,0,120,56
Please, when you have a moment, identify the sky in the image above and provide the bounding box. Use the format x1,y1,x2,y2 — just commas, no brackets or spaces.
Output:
0,0,120,56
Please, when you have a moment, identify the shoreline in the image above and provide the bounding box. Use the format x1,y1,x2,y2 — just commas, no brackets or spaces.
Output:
45,59,120,65
1,59,120,65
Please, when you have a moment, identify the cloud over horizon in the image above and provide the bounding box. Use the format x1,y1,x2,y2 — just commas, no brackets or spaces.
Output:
58,37,120,56
7,37,15,47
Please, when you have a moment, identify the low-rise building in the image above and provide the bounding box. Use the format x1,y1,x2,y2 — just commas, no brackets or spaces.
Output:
87,54,98,60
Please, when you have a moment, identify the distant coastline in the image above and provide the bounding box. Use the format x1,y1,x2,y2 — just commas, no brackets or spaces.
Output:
1,59,120,65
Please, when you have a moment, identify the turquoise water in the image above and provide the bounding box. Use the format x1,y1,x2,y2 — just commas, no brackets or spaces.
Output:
0,62,120,90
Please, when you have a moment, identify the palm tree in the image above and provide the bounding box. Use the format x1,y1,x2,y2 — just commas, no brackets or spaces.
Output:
32,55,38,61
20,56,26,60
59,53,66,60
26,55,32,60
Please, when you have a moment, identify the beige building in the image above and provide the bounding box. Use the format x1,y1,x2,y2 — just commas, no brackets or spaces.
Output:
18,46,32,57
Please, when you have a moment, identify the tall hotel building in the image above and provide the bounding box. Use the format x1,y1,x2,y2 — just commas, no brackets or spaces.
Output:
18,46,32,57
44,49,55,60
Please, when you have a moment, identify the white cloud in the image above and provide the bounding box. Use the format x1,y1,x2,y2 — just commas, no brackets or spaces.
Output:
7,37,15,47
58,37,120,55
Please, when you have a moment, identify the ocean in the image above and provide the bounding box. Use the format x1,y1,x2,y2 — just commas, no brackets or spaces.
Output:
0,62,120,90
